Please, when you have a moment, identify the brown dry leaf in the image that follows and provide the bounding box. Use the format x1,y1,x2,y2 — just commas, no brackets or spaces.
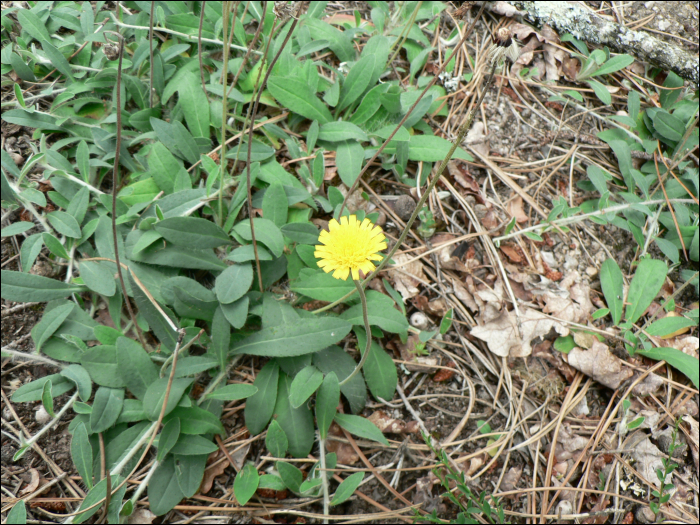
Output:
506,196,529,224
19,468,41,496
338,185,372,213
501,466,523,492
632,438,669,487
413,295,449,317
682,415,699,472
432,362,456,382
368,410,406,433
447,161,481,197
500,244,523,264
127,509,156,524
534,271,593,324
388,252,426,300
631,373,664,396
471,307,568,357
452,278,479,311
432,233,470,272
199,452,228,494
490,2,524,17
465,121,489,156
567,340,633,389
327,423,359,465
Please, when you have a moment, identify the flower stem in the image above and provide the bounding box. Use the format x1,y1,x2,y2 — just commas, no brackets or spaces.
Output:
339,280,371,387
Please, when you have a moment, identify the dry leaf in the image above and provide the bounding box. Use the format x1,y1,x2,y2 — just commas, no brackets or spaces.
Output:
501,466,523,492
19,468,41,496
632,438,669,487
368,410,406,433
327,423,359,465
388,252,426,300
500,244,524,264
567,340,633,389
453,278,479,311
471,307,568,357
506,196,529,224
199,452,228,495
465,121,489,156
489,1,523,17
127,509,156,524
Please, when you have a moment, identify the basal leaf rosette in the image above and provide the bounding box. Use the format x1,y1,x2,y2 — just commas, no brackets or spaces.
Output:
314,215,387,281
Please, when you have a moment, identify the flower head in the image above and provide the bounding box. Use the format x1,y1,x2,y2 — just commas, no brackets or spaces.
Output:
314,215,387,281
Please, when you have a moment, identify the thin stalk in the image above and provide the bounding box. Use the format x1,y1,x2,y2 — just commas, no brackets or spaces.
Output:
339,280,371,387
219,1,230,226
149,1,154,108
198,1,210,104
319,437,330,523
106,31,146,350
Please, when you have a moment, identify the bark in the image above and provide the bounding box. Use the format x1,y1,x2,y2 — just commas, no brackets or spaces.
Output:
492,1,698,85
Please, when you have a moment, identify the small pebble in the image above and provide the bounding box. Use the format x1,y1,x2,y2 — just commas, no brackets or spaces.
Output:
35,406,51,425
394,195,416,221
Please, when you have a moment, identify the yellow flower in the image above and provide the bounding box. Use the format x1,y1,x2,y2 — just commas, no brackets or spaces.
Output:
314,215,387,281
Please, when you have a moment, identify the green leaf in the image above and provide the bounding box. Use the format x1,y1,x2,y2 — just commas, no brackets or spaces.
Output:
334,413,389,446
116,337,159,400
231,317,352,357
335,139,364,187
316,371,339,440
337,54,376,111
592,54,635,77
178,71,210,138
440,308,453,335
587,79,612,105
71,423,93,490
340,291,408,334
215,263,254,304
290,269,356,302
11,373,74,403
318,121,369,142
626,258,667,324
262,183,288,228
41,380,54,417
276,460,303,493
259,473,286,491
331,472,364,506
31,302,74,353
41,40,74,81
268,76,333,124
408,135,472,162
636,347,699,389
148,456,185,516
90,387,124,434
652,111,685,143
163,406,225,435
42,232,70,260
210,306,230,372
2,109,63,132
281,223,320,245
232,218,285,258
355,328,397,402
155,217,231,249
220,297,249,329
234,462,259,505
60,364,92,402
19,233,42,273
313,346,366,414
143,378,194,420
244,360,279,435
147,142,179,194
47,211,81,238
6,500,26,524
265,420,288,457
79,261,116,297
17,8,51,43
600,258,624,325
205,383,258,400
646,316,696,337
170,121,202,164
592,308,610,320
2,221,34,237
74,474,126,524
170,434,218,455
289,365,324,408
350,83,390,125
157,418,180,462
80,345,125,387
273,373,315,458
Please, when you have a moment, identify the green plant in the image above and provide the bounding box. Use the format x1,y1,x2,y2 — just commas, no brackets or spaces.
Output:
416,435,507,524
650,419,681,516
